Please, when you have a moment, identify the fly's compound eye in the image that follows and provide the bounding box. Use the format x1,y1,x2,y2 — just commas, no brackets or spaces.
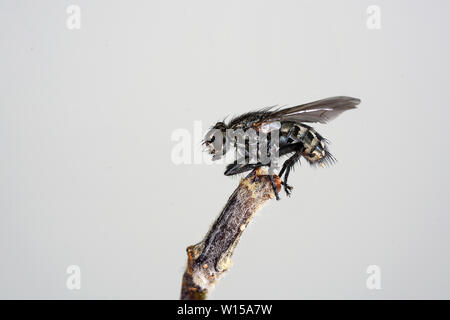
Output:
204,129,216,153
204,127,226,159
205,136,216,154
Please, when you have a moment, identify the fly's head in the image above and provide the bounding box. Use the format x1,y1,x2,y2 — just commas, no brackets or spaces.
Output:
203,122,227,160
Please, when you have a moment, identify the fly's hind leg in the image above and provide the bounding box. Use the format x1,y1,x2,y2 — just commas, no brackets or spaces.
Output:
281,168,294,197
279,151,302,197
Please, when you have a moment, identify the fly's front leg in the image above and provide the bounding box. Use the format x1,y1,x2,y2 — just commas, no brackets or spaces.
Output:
269,174,280,201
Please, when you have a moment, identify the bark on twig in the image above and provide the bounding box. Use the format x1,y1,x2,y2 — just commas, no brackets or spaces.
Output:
180,168,281,300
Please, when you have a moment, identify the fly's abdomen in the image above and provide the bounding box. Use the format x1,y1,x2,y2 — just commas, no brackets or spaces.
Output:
302,129,326,163
280,122,334,166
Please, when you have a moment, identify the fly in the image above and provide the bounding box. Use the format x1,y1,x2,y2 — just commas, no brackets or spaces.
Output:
203,96,361,200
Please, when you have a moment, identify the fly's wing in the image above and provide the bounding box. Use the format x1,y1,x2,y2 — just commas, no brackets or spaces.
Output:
266,96,360,124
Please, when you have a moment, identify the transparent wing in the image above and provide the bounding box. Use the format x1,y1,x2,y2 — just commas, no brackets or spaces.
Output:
266,96,360,124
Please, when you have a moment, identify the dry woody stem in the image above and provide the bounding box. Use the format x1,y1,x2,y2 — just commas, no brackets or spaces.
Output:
180,168,281,300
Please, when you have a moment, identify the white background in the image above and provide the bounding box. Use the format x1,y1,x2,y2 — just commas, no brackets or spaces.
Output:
1,0,449,299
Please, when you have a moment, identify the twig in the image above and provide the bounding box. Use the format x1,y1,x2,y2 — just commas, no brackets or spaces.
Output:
180,168,281,300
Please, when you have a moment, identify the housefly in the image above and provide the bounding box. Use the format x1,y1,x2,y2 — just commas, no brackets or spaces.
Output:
203,96,361,200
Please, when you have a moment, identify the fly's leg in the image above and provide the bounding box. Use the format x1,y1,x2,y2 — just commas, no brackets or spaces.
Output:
281,182,293,196
269,174,280,201
279,152,301,196
282,167,293,197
